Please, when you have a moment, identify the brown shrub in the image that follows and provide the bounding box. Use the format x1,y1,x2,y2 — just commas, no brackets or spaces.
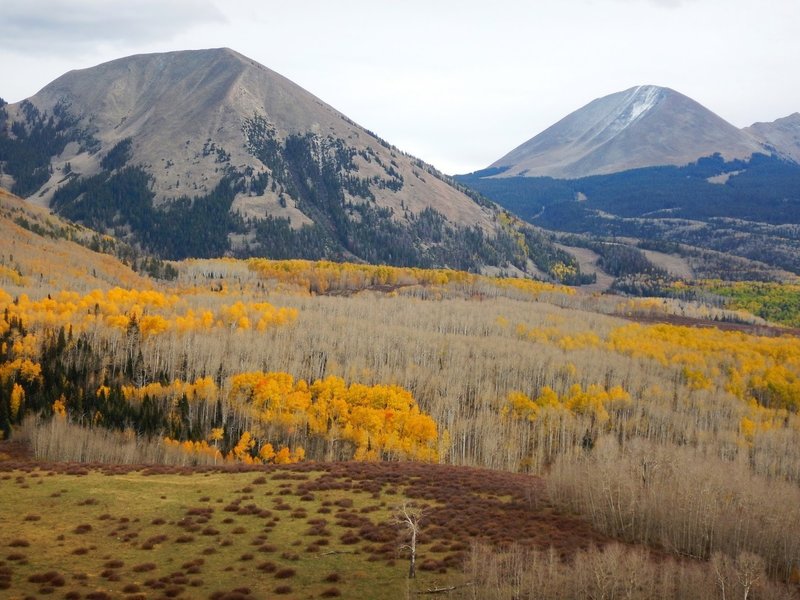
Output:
257,561,277,573
104,559,124,569
174,535,194,543
339,532,360,545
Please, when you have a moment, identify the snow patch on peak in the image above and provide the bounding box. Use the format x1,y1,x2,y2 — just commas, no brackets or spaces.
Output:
586,85,665,145
627,85,662,124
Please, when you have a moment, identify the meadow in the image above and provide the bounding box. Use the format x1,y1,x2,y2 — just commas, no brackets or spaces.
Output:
0,454,605,599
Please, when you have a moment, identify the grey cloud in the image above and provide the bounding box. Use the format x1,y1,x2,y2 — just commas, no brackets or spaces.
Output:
0,0,225,53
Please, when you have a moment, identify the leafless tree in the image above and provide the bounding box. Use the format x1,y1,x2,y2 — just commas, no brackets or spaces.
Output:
392,501,425,579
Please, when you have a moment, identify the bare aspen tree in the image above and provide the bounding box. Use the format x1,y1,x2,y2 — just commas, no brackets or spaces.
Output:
712,552,734,600
393,501,425,579
735,552,765,600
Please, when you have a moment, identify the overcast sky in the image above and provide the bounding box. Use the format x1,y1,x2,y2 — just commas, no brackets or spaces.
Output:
1,0,798,174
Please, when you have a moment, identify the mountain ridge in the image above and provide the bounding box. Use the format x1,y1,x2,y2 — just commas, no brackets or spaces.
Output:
745,112,800,164
458,86,800,277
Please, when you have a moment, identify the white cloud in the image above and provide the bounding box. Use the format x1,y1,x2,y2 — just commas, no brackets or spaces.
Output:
0,0,224,54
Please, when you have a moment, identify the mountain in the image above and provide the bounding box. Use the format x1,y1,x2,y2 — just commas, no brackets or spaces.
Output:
10,48,481,219
0,48,580,278
457,86,800,278
745,113,800,164
490,85,767,179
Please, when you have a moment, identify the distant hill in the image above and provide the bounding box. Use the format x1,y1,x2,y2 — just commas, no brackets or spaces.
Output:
459,86,800,278
489,85,767,179
0,49,578,279
745,113,800,164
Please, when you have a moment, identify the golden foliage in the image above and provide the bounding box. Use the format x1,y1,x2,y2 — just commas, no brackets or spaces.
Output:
121,377,218,404
504,384,631,426
513,316,800,414
607,322,800,411
10,383,24,419
0,358,42,384
52,396,67,418
163,437,222,462
0,286,297,339
246,258,572,298
229,371,439,462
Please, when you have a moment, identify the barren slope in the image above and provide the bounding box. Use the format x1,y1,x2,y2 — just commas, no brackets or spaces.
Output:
745,112,800,163
490,86,766,179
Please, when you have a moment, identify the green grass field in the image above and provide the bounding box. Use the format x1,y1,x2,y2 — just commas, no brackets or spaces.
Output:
0,457,605,599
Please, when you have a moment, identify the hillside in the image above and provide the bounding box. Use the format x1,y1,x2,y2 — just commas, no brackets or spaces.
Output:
0,49,582,279
456,86,800,282
0,187,157,291
0,457,617,599
459,153,800,280
2,201,800,596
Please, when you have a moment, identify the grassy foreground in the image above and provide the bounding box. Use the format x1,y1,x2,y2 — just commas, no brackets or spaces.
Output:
0,452,607,599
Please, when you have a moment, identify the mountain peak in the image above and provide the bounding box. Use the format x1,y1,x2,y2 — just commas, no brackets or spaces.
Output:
489,85,765,179
17,48,352,203
619,85,667,122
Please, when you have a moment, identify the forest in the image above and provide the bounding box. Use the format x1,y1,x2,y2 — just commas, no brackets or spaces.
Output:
456,154,800,274
2,191,800,597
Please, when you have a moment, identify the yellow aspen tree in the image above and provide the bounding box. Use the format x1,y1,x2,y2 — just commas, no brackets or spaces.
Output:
209,427,224,449
10,384,24,419
52,396,67,418
230,431,256,462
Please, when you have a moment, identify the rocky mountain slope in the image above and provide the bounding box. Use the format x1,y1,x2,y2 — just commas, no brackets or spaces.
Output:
8,49,484,224
0,48,579,277
489,85,768,179
745,112,800,164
